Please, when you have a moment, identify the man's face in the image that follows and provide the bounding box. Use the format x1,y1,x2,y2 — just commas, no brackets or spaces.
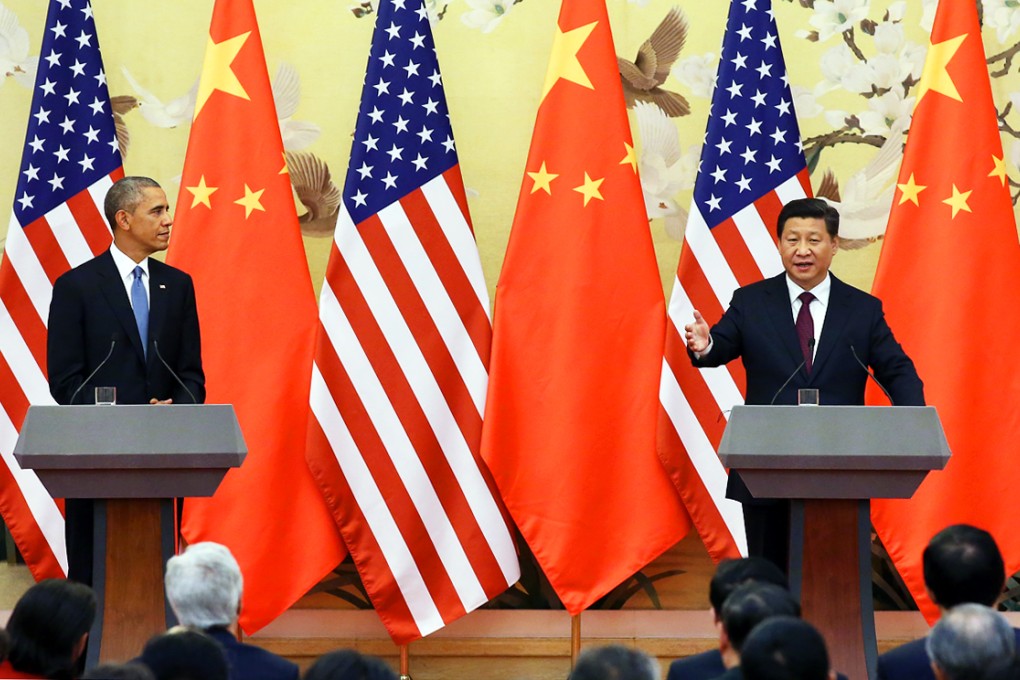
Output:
116,187,172,258
778,216,838,291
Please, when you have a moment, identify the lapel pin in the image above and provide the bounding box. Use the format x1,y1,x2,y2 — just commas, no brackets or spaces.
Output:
159,284,166,289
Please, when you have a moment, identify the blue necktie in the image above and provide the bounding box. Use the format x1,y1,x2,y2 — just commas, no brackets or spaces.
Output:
132,266,148,358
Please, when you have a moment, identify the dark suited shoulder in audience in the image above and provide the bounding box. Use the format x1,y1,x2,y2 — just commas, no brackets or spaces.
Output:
206,628,298,680
668,649,725,680
877,628,1020,680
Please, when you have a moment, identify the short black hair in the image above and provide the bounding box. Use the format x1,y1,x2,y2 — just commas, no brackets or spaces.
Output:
720,582,800,653
6,579,96,679
567,645,658,680
776,198,839,239
740,617,831,680
82,662,157,680
303,650,398,680
139,629,228,680
709,557,788,616
923,524,1005,608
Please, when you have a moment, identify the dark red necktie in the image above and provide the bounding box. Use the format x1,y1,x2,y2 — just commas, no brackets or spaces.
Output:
796,291,815,373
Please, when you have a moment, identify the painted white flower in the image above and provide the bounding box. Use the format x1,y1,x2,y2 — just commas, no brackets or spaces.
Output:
901,41,927,81
423,0,450,24
872,22,904,54
984,0,1020,44
819,43,873,93
857,90,914,135
671,53,716,100
885,0,907,22
461,0,514,33
920,0,938,33
867,53,912,91
809,0,870,42
824,109,852,129
791,85,824,119
1009,140,1020,177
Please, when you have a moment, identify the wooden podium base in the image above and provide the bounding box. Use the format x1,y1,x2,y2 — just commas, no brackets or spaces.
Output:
88,498,175,664
791,498,876,680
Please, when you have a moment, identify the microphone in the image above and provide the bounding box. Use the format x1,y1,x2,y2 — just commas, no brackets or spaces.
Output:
849,344,894,406
69,334,118,405
769,338,814,406
152,340,198,404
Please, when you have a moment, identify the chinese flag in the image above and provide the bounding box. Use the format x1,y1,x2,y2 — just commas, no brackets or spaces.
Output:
480,0,689,613
167,0,346,632
871,0,1020,619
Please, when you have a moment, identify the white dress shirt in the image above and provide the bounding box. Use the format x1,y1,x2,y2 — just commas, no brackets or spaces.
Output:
109,243,150,309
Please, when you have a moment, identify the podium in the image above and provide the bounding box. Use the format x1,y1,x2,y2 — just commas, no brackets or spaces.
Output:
14,404,246,665
719,405,950,680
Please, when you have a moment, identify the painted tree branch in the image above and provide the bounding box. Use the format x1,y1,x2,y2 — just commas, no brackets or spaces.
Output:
988,40,1020,78
843,27,867,62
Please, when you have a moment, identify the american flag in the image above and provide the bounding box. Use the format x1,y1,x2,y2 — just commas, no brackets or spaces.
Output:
657,0,811,562
0,0,120,579
304,0,519,643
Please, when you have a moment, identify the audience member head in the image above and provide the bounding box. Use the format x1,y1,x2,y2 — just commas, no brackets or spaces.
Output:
82,662,157,680
165,542,243,629
303,649,398,680
720,582,800,658
567,645,658,680
709,557,788,620
6,578,97,680
926,603,1016,680
923,524,1005,609
139,628,228,680
740,617,834,680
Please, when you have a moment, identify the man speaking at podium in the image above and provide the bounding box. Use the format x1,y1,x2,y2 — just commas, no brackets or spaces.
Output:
47,175,205,584
684,198,924,570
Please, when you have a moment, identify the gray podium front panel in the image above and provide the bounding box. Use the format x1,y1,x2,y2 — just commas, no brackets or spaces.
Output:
13,404,246,498
718,405,950,500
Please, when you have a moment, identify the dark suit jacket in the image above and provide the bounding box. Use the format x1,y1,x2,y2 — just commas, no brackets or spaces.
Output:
206,627,299,680
667,649,725,680
47,249,204,405
877,627,1020,680
691,273,924,502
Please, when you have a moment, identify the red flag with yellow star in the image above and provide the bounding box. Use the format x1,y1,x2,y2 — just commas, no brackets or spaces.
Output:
479,0,689,612
871,0,1020,619
166,0,346,632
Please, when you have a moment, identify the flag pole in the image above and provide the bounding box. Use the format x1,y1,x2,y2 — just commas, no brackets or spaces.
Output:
399,643,411,679
570,612,582,668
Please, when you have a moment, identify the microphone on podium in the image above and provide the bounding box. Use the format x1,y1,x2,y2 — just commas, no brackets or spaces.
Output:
769,338,814,406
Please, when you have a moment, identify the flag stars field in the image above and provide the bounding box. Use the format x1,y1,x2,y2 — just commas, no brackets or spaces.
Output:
234,184,266,218
527,161,557,194
194,30,251,117
572,172,604,206
185,175,218,208
942,184,972,218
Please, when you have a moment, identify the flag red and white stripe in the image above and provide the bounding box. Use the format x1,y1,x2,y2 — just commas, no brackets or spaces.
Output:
0,0,121,579
305,0,518,644
657,0,811,563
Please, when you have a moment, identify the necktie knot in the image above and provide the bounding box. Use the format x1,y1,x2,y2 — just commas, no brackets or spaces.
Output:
798,291,815,306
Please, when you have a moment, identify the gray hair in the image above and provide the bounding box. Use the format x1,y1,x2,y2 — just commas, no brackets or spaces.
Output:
568,645,658,680
103,176,161,227
165,542,243,629
926,603,1016,680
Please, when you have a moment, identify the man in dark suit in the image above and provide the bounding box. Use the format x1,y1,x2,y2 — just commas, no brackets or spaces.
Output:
711,582,800,680
165,542,298,680
47,176,204,583
684,198,924,569
667,557,787,680
878,525,1018,680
